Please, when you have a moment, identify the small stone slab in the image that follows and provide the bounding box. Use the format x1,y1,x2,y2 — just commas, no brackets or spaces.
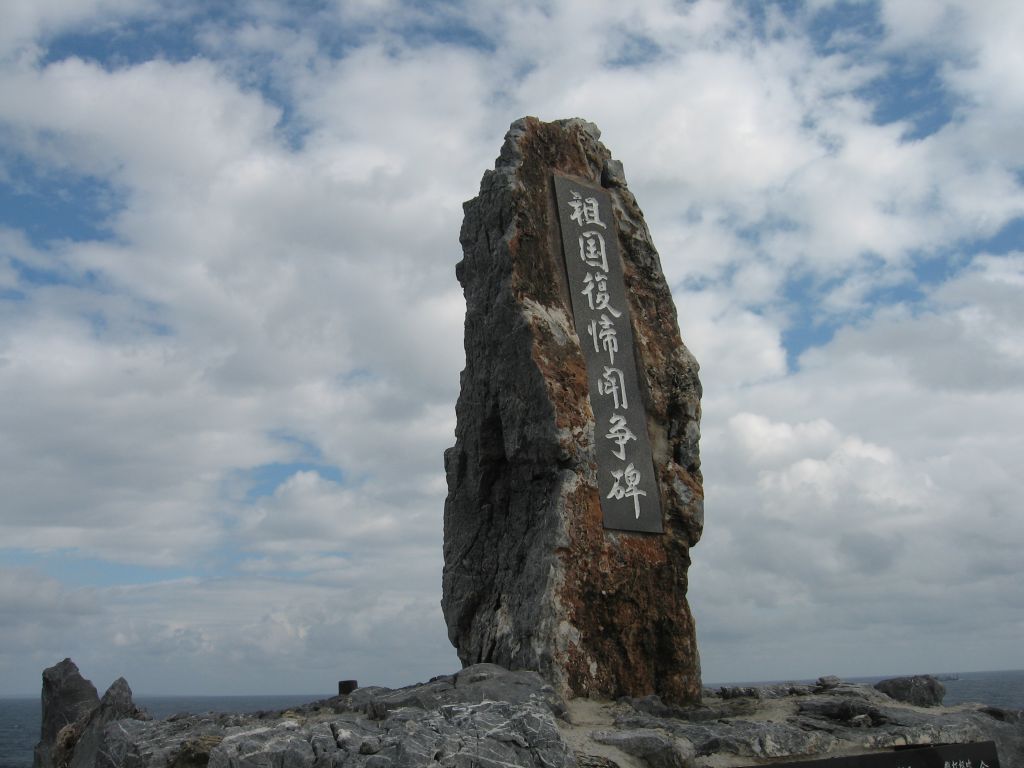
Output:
744,741,1000,768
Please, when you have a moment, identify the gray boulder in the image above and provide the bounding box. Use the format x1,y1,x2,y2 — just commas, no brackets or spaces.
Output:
322,663,568,722
615,714,836,761
592,728,695,768
815,676,842,691
874,675,946,707
63,677,149,768
34,659,100,768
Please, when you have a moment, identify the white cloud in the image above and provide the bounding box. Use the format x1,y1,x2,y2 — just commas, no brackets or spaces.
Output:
0,56,280,186
673,289,788,391
0,567,455,695
692,250,1024,680
0,0,1022,694
727,412,841,466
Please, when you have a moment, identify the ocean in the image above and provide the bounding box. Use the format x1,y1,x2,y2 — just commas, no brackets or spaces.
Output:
1,671,1022,768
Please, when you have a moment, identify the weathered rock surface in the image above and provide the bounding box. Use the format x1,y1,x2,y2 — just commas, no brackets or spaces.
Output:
34,660,152,768
62,677,151,768
875,674,946,707
602,681,1023,766
34,658,101,768
38,662,1024,768
42,663,573,768
443,116,704,704
591,728,694,768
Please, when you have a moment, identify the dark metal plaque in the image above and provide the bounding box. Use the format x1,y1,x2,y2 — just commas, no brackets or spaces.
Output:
741,742,1000,768
553,174,663,533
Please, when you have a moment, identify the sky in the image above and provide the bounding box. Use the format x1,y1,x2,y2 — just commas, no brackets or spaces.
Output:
1,0,1022,697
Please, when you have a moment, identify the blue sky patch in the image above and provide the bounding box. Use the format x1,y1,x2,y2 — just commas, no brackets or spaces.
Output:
860,55,958,140
735,214,800,246
779,271,844,368
607,32,661,69
910,247,972,290
244,462,344,502
0,156,122,248
806,0,884,55
42,18,205,69
399,15,495,53
966,216,1024,256
266,431,326,460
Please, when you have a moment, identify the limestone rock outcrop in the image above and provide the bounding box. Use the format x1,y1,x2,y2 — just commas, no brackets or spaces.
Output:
61,677,150,768
442,117,704,704
38,662,574,768
34,662,1024,768
34,659,100,768
35,660,151,768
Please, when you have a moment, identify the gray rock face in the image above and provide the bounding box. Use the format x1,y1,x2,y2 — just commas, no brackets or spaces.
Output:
53,664,572,768
63,678,150,768
815,675,843,691
34,659,100,768
875,675,946,707
34,662,1024,768
591,729,694,768
609,683,1022,766
443,116,704,704
342,664,568,721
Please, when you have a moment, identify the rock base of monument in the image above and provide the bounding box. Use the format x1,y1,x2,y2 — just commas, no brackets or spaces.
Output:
35,661,1024,768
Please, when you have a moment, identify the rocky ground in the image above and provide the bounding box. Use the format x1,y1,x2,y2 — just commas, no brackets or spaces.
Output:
35,660,1024,768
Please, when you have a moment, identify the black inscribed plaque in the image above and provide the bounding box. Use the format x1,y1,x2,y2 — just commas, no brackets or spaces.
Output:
553,174,663,534
739,742,1000,768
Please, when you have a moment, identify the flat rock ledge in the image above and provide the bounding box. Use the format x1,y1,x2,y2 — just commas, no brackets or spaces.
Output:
38,663,1024,768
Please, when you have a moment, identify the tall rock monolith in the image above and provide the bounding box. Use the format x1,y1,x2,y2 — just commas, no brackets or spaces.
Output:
442,117,704,704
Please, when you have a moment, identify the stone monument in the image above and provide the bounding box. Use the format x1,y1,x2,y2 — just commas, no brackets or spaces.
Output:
442,117,704,704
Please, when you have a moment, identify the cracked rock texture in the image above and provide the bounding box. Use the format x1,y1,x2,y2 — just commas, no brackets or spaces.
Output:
36,662,1024,768
874,675,947,707
34,658,101,768
442,116,704,704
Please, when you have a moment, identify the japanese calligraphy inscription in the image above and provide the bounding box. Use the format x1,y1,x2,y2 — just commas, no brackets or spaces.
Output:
553,174,663,534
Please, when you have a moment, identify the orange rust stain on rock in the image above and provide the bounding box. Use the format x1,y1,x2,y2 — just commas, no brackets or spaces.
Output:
508,120,605,441
552,466,699,702
518,118,595,184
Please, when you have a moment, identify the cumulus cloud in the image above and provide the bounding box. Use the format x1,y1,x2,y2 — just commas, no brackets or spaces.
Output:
691,251,1024,681
0,0,1022,694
